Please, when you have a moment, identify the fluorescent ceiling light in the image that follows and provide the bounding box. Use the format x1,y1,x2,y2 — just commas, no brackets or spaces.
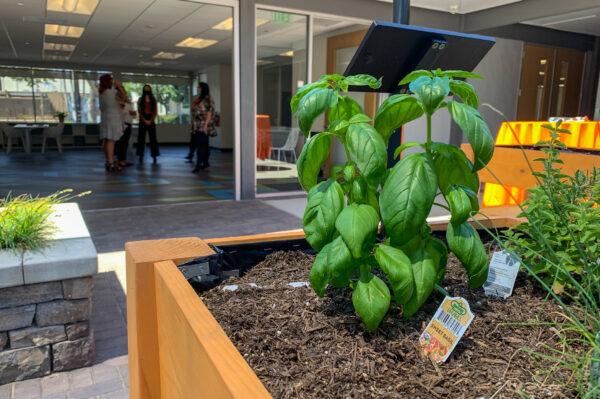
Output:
257,59,274,65
176,37,218,49
138,61,162,67
44,42,76,52
279,50,294,57
47,0,99,15
45,24,84,38
153,51,184,60
212,17,269,30
45,54,70,61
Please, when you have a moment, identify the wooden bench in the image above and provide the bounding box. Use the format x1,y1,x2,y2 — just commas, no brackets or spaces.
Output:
461,143,600,227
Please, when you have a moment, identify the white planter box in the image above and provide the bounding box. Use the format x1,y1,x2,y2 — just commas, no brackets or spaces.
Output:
0,203,97,288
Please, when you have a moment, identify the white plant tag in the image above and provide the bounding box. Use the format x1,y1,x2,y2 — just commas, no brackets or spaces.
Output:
483,250,520,299
419,296,474,363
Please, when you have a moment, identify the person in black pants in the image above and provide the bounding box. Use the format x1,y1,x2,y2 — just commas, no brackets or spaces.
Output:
114,81,136,167
190,82,216,173
137,84,160,164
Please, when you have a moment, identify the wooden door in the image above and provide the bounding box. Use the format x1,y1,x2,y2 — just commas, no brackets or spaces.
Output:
517,44,555,121
549,47,584,118
517,44,585,121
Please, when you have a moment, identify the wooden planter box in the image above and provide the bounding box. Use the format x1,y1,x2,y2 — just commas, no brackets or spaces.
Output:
125,209,526,399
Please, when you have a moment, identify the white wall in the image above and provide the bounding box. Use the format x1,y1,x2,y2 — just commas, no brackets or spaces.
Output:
469,38,523,138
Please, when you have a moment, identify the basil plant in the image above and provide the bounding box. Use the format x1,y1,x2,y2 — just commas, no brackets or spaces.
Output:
293,69,494,331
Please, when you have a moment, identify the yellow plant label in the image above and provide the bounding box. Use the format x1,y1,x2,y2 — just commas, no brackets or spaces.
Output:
419,296,474,363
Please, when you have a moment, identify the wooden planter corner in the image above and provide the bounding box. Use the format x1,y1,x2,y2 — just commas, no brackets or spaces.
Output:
125,212,524,399
126,237,271,399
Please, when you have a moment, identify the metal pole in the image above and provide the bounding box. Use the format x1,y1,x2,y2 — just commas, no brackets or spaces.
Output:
393,0,410,24
388,0,410,166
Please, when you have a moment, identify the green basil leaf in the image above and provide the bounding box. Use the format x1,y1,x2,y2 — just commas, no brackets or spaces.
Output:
352,273,391,331
449,80,479,108
329,96,363,129
297,133,331,191
326,236,355,287
446,221,489,288
374,95,424,142
399,70,433,85
403,244,437,318
446,185,473,224
409,76,450,114
291,81,328,114
375,244,414,304
346,123,387,187
425,237,448,284
348,113,372,124
432,142,479,193
447,101,494,171
380,153,437,246
393,141,422,159
309,244,330,296
335,203,379,259
330,120,350,134
297,88,338,135
303,179,344,251
442,70,483,80
344,74,382,89
350,176,368,203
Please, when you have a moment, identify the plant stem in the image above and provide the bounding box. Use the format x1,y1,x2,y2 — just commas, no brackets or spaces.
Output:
434,284,450,297
426,113,432,152
433,202,451,212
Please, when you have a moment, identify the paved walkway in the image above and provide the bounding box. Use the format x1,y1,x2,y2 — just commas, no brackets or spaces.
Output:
0,200,303,398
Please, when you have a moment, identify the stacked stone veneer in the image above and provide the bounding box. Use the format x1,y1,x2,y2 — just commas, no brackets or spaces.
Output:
0,276,95,384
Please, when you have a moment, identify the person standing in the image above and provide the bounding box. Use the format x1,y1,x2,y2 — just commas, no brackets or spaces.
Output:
114,80,136,167
191,82,216,173
137,84,160,164
98,74,124,172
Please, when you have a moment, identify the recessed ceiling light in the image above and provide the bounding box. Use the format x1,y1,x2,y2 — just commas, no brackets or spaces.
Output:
45,54,70,61
45,24,84,38
138,61,162,67
46,0,99,15
17,2,25,6
153,51,184,60
24,41,31,45
279,50,294,57
44,42,76,51
212,17,268,31
176,37,217,49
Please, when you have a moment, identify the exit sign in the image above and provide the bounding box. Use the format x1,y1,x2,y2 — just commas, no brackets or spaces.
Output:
273,12,290,23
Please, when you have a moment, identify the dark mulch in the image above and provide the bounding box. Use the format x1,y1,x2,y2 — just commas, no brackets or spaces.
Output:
201,251,575,398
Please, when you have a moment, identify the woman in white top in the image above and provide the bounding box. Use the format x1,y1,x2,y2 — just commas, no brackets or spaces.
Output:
99,74,124,172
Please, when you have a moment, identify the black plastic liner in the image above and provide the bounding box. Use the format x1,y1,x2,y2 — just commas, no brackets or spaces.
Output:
178,239,314,292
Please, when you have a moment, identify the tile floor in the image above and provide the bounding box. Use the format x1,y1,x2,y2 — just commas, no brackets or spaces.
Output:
0,146,235,210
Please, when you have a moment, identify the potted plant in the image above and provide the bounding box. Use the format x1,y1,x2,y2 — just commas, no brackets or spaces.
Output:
54,111,67,123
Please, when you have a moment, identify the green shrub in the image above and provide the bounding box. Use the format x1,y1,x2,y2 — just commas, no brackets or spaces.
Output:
293,69,494,330
503,122,600,296
0,190,88,252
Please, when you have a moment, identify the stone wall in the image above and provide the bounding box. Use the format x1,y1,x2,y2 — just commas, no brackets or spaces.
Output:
0,277,95,384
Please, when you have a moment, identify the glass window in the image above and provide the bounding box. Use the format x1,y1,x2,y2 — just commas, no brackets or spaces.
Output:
32,69,76,123
121,73,191,124
0,67,35,122
256,10,308,194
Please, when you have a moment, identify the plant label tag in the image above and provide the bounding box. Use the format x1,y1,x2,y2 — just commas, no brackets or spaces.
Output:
483,250,520,299
419,296,474,363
